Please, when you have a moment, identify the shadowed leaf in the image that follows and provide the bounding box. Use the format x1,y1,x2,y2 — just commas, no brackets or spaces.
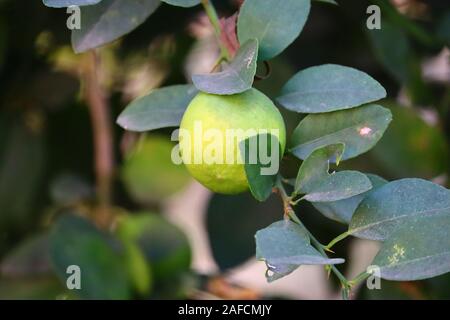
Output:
117,85,197,132
290,104,392,161
192,39,258,95
277,64,386,113
349,179,450,241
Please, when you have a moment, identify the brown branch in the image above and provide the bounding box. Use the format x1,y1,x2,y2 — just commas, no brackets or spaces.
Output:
83,50,114,228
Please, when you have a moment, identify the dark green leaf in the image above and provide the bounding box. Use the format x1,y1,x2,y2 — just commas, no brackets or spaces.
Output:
117,85,197,132
72,0,160,53
237,0,310,61
295,144,372,202
277,64,386,113
207,193,282,270
368,22,410,82
313,174,387,224
290,104,392,161
349,179,450,241
117,213,191,280
373,215,450,281
192,39,258,95
437,11,450,45
49,214,131,299
0,118,45,255
239,133,280,202
256,220,344,282
370,102,450,179
161,0,200,8
43,0,102,7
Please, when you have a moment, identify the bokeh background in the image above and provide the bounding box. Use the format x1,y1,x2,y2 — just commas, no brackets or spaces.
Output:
0,0,449,299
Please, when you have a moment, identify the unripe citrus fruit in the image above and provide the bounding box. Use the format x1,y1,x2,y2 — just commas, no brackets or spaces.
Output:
179,88,286,194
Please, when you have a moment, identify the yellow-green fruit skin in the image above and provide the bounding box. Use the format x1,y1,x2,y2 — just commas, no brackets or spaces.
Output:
179,88,286,194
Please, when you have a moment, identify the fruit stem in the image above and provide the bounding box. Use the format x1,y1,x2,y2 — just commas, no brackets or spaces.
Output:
275,176,352,299
201,0,231,61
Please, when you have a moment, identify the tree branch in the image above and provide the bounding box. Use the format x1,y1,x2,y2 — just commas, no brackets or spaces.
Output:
83,50,114,228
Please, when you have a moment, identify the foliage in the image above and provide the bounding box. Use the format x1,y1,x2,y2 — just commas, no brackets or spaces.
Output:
0,0,448,300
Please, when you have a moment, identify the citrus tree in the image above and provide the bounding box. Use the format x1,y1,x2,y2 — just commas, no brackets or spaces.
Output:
32,0,450,299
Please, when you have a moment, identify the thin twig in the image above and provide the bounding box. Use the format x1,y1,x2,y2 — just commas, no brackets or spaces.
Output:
201,0,231,61
83,50,114,228
275,176,352,299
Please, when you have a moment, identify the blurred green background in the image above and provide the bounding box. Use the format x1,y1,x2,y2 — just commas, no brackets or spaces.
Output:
0,0,449,299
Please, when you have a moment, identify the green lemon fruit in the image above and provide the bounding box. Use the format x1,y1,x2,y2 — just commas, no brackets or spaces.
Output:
179,88,286,194
122,135,191,204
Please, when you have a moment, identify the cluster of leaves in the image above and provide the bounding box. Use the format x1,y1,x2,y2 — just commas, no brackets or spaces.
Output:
41,0,450,297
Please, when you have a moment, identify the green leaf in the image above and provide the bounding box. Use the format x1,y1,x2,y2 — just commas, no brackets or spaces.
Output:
312,174,387,224
295,144,372,202
49,214,131,299
237,0,310,61
349,179,450,241
0,117,45,255
290,104,392,161
117,213,191,280
437,11,450,45
43,0,102,7
207,193,282,270
239,133,280,202
373,215,450,281
192,39,258,95
314,0,338,4
370,102,450,179
367,21,410,82
117,85,197,132
256,220,344,282
72,0,160,53
277,64,386,113
161,0,200,7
